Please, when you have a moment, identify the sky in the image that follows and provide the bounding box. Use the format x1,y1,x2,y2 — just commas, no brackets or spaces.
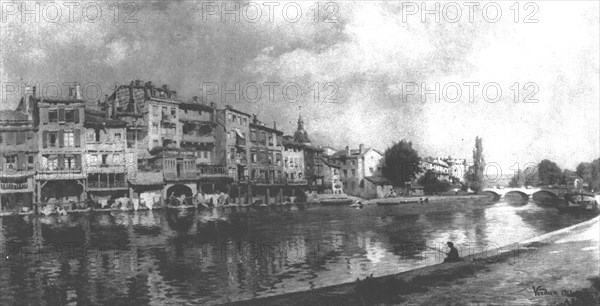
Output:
1,1,598,173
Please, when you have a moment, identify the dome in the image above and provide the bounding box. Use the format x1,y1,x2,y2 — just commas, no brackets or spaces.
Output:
294,129,311,144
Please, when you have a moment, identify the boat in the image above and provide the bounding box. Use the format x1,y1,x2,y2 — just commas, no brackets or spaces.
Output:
320,198,353,206
558,192,599,214
376,198,428,206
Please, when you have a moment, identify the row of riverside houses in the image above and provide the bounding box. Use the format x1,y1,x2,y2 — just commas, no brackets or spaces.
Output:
1,81,390,213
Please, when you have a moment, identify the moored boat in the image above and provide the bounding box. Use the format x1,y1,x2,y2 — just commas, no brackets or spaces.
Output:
320,198,353,206
558,192,599,214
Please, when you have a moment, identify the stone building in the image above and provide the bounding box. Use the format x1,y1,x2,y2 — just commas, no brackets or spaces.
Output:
0,86,38,211
282,136,306,184
35,84,87,206
329,144,383,197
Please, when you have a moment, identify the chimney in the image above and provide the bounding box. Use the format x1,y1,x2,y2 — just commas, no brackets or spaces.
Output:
345,146,349,154
273,121,277,130
145,81,153,88
162,84,169,91
252,113,257,123
135,80,142,86
359,144,364,154
75,83,81,100
192,96,199,103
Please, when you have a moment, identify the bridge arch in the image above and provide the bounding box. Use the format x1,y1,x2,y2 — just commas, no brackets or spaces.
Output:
531,190,560,207
481,190,501,201
504,190,530,206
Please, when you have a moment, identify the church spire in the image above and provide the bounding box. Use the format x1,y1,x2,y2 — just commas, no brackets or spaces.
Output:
297,106,304,130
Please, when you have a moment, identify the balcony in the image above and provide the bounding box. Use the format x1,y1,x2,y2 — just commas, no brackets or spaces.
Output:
86,141,126,152
182,134,215,144
179,112,214,124
0,182,29,190
87,180,128,190
161,114,177,126
85,163,127,173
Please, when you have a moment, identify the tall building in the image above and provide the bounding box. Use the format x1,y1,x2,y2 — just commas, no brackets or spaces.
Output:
35,84,87,206
83,109,129,205
0,86,38,211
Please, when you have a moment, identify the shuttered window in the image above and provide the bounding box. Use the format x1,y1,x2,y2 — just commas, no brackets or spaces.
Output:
58,130,64,148
74,109,80,123
58,108,65,122
43,131,48,148
74,129,81,147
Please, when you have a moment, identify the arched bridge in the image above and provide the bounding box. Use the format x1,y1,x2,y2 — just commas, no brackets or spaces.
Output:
482,187,570,206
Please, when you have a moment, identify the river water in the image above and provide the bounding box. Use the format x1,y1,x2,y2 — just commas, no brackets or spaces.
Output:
0,198,593,305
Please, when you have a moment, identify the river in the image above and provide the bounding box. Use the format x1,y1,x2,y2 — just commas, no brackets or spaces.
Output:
0,198,594,305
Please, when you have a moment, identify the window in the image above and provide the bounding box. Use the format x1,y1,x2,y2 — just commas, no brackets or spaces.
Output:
49,109,58,123
5,155,16,165
252,153,257,163
152,105,158,116
95,129,101,142
49,132,58,147
101,154,108,165
351,160,356,166
351,169,356,177
0,133,3,144
27,155,34,167
203,151,208,158
114,133,121,140
65,109,75,122
228,113,233,121
171,107,176,116
45,155,58,171
26,132,33,141
64,156,75,170
16,132,25,145
64,131,74,147
343,169,348,177
369,167,374,173
243,118,247,125
162,106,167,115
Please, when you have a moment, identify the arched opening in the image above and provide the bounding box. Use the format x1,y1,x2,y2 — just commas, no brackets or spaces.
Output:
532,190,560,207
166,184,193,206
504,191,529,206
481,190,501,201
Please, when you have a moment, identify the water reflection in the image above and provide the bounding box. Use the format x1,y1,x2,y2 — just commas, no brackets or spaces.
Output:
0,200,594,305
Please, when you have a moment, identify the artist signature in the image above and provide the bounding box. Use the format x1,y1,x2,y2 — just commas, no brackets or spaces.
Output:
532,285,574,297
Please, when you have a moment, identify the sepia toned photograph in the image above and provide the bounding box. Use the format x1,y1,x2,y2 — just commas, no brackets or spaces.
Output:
0,1,598,305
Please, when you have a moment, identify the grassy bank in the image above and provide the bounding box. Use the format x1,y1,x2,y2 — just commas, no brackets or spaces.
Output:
227,217,600,306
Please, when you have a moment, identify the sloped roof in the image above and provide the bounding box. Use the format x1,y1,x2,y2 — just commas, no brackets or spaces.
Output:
331,147,381,158
0,110,28,121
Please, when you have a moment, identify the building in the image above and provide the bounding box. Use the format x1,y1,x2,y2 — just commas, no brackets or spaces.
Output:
329,144,383,197
83,109,129,206
420,157,451,181
248,115,284,184
282,136,306,184
0,86,38,211
35,84,87,206
444,157,467,183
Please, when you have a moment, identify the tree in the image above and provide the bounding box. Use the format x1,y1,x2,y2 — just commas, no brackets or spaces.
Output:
418,170,451,195
576,162,593,183
537,159,562,186
381,140,421,187
590,158,600,191
509,175,520,187
464,136,485,192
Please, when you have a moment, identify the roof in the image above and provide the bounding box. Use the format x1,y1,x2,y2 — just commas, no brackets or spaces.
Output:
321,157,340,168
250,122,283,135
222,105,251,117
365,176,392,186
0,110,29,121
129,172,164,185
282,137,323,152
331,147,381,158
179,101,214,111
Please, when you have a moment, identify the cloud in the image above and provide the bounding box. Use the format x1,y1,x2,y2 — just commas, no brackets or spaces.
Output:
0,1,597,170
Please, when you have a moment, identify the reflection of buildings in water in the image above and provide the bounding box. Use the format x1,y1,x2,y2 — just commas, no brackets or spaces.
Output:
364,237,386,264
284,236,306,266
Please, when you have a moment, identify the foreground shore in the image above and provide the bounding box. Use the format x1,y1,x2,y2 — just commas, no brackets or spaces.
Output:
228,216,600,306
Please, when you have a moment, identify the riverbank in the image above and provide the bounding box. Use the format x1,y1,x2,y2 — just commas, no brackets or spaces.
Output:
227,216,600,306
